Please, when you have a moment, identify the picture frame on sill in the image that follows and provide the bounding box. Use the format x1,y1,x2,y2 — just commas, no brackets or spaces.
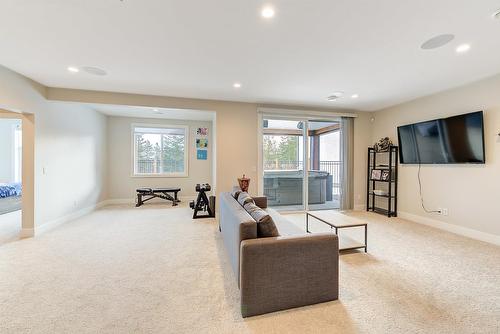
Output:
371,169,382,180
381,170,390,181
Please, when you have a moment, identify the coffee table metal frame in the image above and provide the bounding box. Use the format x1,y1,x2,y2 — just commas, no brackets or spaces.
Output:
306,212,368,252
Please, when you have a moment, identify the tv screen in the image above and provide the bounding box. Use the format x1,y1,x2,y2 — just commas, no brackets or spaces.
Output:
397,111,485,164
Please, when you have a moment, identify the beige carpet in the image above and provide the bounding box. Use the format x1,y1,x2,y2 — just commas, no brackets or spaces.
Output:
0,204,498,333
0,210,21,245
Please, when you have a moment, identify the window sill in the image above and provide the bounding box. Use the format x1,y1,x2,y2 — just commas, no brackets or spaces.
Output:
131,173,189,178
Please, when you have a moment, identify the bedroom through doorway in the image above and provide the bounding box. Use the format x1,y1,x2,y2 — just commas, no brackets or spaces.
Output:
0,117,22,243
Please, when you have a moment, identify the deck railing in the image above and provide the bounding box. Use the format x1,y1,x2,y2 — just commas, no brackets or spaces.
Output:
264,160,342,195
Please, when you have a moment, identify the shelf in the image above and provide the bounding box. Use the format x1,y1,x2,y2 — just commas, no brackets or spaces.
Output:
339,235,366,252
368,207,397,216
369,149,398,155
369,192,395,198
367,145,398,218
369,179,396,183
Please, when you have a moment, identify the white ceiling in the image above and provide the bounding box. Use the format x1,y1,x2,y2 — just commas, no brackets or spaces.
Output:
1,1,500,111
88,104,215,121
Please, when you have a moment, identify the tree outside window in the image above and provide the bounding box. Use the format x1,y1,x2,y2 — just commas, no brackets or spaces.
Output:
134,125,188,176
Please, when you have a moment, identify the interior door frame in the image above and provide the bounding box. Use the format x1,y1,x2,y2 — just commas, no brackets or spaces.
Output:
257,111,343,212
0,109,35,238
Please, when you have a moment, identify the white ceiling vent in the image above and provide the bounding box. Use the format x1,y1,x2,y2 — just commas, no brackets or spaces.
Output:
327,92,344,101
421,34,455,50
82,66,107,76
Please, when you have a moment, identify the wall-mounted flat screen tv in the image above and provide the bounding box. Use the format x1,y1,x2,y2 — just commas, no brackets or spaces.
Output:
397,111,485,164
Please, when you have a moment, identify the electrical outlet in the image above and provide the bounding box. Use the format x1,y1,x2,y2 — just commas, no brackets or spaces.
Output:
442,208,449,216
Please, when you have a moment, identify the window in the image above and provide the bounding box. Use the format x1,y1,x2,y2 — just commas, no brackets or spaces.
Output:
132,125,188,177
13,123,22,183
263,120,304,171
263,134,302,171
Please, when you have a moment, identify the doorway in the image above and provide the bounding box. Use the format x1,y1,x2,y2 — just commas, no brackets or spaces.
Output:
0,118,22,242
0,110,34,243
261,117,344,212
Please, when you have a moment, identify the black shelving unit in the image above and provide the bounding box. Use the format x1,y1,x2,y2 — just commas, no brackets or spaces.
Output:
366,146,398,217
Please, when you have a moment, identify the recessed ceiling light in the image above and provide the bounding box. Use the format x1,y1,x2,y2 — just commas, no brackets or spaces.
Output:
261,6,275,18
421,34,455,50
233,82,242,88
67,66,79,73
327,92,344,101
456,43,471,54
153,108,159,112
351,94,359,99
82,66,107,76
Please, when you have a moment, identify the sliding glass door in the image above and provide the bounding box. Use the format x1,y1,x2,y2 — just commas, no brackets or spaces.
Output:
263,119,305,211
307,121,341,210
262,117,344,212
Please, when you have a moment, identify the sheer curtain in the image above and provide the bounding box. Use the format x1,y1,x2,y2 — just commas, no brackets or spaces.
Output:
340,117,354,210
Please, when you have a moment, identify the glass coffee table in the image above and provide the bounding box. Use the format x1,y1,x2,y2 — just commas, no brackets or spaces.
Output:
306,211,368,252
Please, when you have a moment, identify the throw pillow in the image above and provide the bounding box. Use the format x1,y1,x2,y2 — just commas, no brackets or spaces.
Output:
231,189,241,200
243,201,261,215
243,202,280,238
238,192,255,206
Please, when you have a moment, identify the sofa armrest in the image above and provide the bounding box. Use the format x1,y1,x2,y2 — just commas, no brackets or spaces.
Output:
239,233,338,317
252,196,267,209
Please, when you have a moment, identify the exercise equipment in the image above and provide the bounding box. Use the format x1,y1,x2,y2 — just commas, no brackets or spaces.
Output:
190,183,216,219
136,188,181,207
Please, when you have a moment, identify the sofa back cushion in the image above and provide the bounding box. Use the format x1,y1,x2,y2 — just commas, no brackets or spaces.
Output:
244,202,280,238
220,193,257,284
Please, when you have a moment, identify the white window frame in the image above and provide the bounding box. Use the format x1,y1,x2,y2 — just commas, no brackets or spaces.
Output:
12,123,22,183
131,123,189,178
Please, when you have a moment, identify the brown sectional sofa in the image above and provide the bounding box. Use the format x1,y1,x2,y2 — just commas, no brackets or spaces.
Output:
219,192,339,317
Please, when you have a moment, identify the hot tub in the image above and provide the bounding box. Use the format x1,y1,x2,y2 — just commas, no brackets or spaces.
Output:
263,170,332,206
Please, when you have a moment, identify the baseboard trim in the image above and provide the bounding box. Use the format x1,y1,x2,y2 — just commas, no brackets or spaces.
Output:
100,196,196,207
101,198,134,205
353,204,366,211
36,200,107,236
399,211,500,246
20,228,34,238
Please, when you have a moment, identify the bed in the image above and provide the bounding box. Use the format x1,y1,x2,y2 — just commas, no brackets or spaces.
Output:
0,182,22,199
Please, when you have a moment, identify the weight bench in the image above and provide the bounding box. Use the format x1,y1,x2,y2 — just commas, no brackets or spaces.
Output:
136,188,181,207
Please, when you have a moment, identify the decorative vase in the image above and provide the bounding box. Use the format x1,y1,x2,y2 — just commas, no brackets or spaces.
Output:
238,174,250,192
373,137,393,152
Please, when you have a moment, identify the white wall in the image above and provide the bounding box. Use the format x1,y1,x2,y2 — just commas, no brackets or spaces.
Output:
372,73,500,242
36,102,107,226
0,63,374,233
4,59,498,243
0,65,107,229
0,119,21,183
107,116,212,200
47,88,373,209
